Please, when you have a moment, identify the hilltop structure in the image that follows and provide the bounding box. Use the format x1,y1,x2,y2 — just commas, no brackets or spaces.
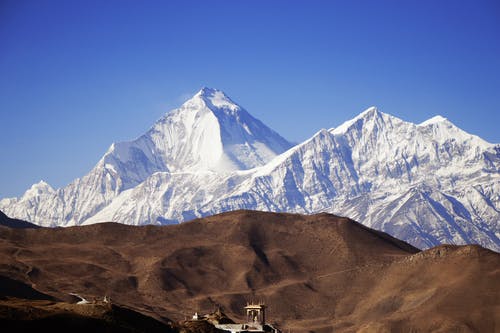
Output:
244,303,266,326
192,302,280,333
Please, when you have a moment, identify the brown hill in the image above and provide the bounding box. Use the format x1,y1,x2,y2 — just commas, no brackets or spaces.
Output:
0,210,39,229
0,210,498,332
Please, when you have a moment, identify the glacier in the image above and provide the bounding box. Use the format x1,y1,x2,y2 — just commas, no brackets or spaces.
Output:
1,88,499,251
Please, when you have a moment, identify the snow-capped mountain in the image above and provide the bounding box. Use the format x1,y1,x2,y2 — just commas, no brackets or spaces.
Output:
0,88,292,226
1,89,499,251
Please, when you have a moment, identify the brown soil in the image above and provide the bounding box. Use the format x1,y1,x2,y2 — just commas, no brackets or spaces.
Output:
0,210,498,332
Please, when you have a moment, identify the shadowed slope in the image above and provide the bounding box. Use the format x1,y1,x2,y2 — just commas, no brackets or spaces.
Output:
0,210,39,229
0,297,176,333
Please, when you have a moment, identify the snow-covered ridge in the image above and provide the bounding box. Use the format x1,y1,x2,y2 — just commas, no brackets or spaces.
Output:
331,106,380,135
1,89,499,252
419,115,448,126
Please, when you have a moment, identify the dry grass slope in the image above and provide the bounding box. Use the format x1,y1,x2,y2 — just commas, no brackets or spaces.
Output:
0,210,498,332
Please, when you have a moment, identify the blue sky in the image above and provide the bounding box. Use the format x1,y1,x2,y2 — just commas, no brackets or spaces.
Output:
1,0,499,198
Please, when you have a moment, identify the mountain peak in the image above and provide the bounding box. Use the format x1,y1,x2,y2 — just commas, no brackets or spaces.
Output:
419,115,449,126
359,106,379,116
196,86,220,96
31,180,52,190
192,87,240,113
102,87,292,177
23,180,54,198
332,106,394,135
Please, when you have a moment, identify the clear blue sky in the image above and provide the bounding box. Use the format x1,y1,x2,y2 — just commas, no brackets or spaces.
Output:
1,0,499,198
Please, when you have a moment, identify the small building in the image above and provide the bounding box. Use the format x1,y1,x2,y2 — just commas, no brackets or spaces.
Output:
214,302,280,333
245,303,266,325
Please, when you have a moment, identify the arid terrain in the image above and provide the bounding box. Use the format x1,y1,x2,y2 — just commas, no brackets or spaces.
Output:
0,210,498,332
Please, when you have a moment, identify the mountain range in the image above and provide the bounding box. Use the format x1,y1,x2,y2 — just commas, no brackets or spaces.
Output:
1,87,499,251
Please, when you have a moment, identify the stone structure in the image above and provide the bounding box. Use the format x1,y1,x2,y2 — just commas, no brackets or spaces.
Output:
213,302,280,333
245,303,266,325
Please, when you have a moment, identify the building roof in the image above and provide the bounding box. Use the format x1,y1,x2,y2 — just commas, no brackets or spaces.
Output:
245,303,266,309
